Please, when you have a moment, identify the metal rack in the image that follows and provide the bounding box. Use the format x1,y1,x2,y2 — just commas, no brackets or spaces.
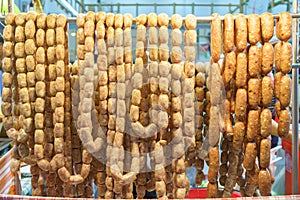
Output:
291,0,299,194
52,0,292,17
0,0,299,195
63,12,300,23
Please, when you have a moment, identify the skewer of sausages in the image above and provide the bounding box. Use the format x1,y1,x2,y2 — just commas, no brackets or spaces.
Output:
104,12,116,199
95,11,108,198
3,13,18,175
195,62,206,187
170,14,189,198
122,13,134,199
274,13,292,138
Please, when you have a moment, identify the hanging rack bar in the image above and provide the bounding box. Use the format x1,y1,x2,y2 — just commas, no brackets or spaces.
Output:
1,12,300,22
66,13,300,22
8,0,14,13
292,63,300,68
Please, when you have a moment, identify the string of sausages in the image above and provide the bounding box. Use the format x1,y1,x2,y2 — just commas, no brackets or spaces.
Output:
219,13,233,194
208,13,222,198
136,13,148,199
170,14,186,198
147,12,158,197
34,12,46,196
3,11,293,199
194,61,206,186
94,11,108,199
40,13,56,197
122,13,134,199
72,13,82,197
3,13,18,178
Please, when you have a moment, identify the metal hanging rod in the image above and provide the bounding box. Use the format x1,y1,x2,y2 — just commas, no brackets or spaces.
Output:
67,12,300,23
1,12,300,23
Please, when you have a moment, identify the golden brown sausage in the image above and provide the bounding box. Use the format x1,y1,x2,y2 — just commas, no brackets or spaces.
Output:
279,75,291,108
235,52,247,88
243,143,257,171
5,13,15,25
276,12,292,42
123,13,132,28
260,108,272,138
274,72,283,99
222,51,236,86
208,147,220,183
248,45,261,78
184,14,196,30
114,14,123,29
223,14,234,53
245,164,259,196
280,42,292,74
211,13,221,62
209,106,220,147
275,101,281,117
259,139,271,169
247,110,260,141
233,122,245,154
261,42,274,75
274,42,282,71
235,88,247,122
261,76,273,107
235,14,247,52
158,13,168,27
224,99,233,135
258,170,271,196
248,78,261,110
171,14,182,29
247,14,261,45
260,12,274,43
278,109,291,137
207,183,218,198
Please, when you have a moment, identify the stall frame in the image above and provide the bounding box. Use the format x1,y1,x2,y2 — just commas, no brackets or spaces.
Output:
0,0,299,195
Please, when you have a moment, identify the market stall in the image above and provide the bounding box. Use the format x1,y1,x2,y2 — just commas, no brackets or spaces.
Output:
0,0,299,199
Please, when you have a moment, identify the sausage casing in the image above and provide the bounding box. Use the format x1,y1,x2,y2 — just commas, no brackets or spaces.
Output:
276,12,292,42
223,14,234,53
260,108,272,138
247,14,261,45
274,42,282,71
243,142,257,170
247,110,260,141
211,13,221,62
207,183,218,198
209,106,220,147
274,72,283,99
248,46,261,78
258,170,271,196
233,122,245,154
278,109,291,137
222,51,236,86
280,42,292,74
208,147,220,183
259,139,271,169
261,76,273,107
279,75,291,108
235,14,247,51
260,12,274,42
235,52,247,88
261,42,274,75
248,78,261,109
235,88,247,122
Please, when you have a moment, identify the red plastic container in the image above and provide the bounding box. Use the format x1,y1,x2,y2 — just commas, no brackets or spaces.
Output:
282,138,300,195
185,188,242,198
